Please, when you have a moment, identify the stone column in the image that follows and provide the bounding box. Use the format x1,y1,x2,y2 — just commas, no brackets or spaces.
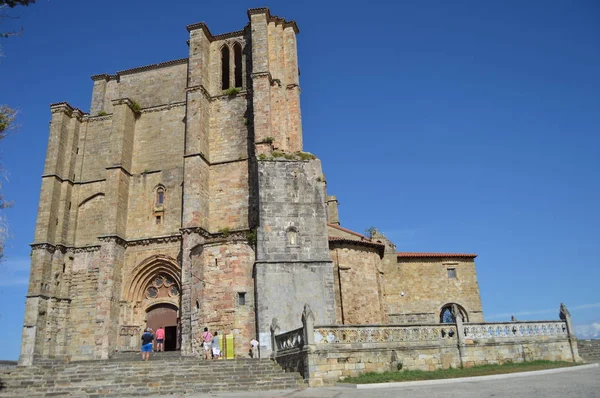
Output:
453,303,466,368
269,318,280,358
93,237,126,359
302,304,315,345
180,230,205,356
559,303,582,362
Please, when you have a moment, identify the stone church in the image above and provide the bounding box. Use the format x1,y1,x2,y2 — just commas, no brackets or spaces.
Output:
20,8,484,365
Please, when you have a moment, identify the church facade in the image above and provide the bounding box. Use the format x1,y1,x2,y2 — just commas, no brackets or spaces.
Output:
20,8,483,365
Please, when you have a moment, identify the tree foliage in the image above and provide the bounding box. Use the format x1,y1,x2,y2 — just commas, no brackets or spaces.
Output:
0,1,36,8
0,106,13,259
0,0,35,38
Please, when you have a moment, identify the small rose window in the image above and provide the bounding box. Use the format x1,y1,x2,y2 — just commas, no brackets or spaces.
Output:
144,273,179,300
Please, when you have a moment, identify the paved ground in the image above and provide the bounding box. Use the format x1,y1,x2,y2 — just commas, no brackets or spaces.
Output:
151,364,600,398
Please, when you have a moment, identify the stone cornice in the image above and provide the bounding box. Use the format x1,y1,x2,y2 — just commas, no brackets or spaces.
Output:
25,294,72,302
106,164,132,177
140,101,186,114
50,102,73,115
213,90,249,101
49,102,87,119
247,8,299,33
111,98,138,114
186,85,211,100
40,174,105,186
41,174,73,185
182,152,248,167
180,227,211,238
180,227,254,246
186,21,247,42
86,114,113,122
91,73,110,82
186,85,250,102
71,245,101,253
126,234,182,247
98,235,128,247
30,242,101,253
30,243,56,253
251,71,272,80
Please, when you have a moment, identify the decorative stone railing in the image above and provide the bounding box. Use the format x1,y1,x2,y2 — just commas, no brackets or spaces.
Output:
313,324,458,344
274,327,304,351
463,321,567,339
119,325,140,336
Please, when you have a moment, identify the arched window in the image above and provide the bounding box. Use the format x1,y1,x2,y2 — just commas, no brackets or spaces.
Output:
155,186,165,207
286,227,298,246
233,42,243,88
440,303,468,323
221,46,230,90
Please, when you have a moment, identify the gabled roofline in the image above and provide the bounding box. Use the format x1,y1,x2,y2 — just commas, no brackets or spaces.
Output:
397,252,477,259
327,224,370,241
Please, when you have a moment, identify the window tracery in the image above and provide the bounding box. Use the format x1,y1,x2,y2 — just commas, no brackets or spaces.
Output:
145,273,180,300
440,303,468,323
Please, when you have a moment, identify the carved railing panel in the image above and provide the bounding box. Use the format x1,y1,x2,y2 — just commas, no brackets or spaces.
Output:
275,327,304,351
313,324,458,344
119,325,140,336
463,321,567,339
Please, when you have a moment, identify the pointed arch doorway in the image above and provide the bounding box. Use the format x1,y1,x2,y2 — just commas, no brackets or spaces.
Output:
125,254,182,352
146,303,179,351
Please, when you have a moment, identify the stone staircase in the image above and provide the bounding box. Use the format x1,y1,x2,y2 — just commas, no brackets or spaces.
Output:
578,339,600,363
0,352,306,397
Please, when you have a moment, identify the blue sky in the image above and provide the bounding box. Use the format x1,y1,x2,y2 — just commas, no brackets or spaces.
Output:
0,0,599,360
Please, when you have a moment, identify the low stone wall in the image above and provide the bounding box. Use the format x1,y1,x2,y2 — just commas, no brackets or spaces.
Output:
273,320,580,386
578,339,600,362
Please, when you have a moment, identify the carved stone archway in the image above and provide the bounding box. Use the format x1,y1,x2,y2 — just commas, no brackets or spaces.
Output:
119,255,182,351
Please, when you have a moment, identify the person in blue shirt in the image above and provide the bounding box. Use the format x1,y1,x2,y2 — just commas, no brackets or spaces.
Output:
141,328,154,361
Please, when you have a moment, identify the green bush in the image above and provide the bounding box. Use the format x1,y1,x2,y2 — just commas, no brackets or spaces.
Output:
131,100,142,113
224,87,241,96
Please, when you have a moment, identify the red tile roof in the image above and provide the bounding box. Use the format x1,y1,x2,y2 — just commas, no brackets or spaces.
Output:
397,252,477,259
327,224,370,240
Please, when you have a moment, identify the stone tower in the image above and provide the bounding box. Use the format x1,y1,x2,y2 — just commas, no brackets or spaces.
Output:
20,8,335,364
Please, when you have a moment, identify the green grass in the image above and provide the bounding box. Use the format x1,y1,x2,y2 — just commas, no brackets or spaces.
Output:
340,360,577,384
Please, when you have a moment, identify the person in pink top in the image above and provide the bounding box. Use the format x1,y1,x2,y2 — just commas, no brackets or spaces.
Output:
155,326,165,352
201,327,213,360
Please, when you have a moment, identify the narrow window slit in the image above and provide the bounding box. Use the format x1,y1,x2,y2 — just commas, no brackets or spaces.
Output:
221,46,230,90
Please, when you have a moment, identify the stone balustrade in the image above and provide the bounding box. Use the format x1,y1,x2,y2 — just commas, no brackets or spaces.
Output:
313,324,458,344
272,303,581,387
463,321,567,339
274,327,304,351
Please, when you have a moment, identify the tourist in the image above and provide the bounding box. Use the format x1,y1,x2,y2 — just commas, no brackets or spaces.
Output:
141,328,154,361
155,326,165,352
250,338,259,358
212,331,221,360
201,327,213,360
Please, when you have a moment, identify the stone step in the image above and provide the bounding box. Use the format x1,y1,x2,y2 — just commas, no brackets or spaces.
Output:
0,358,306,397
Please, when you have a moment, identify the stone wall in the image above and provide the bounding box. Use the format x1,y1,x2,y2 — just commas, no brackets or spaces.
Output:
274,321,579,386
255,159,336,356
330,243,385,324
384,257,484,323
91,61,188,115
65,250,101,361
189,240,256,356
578,339,600,362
